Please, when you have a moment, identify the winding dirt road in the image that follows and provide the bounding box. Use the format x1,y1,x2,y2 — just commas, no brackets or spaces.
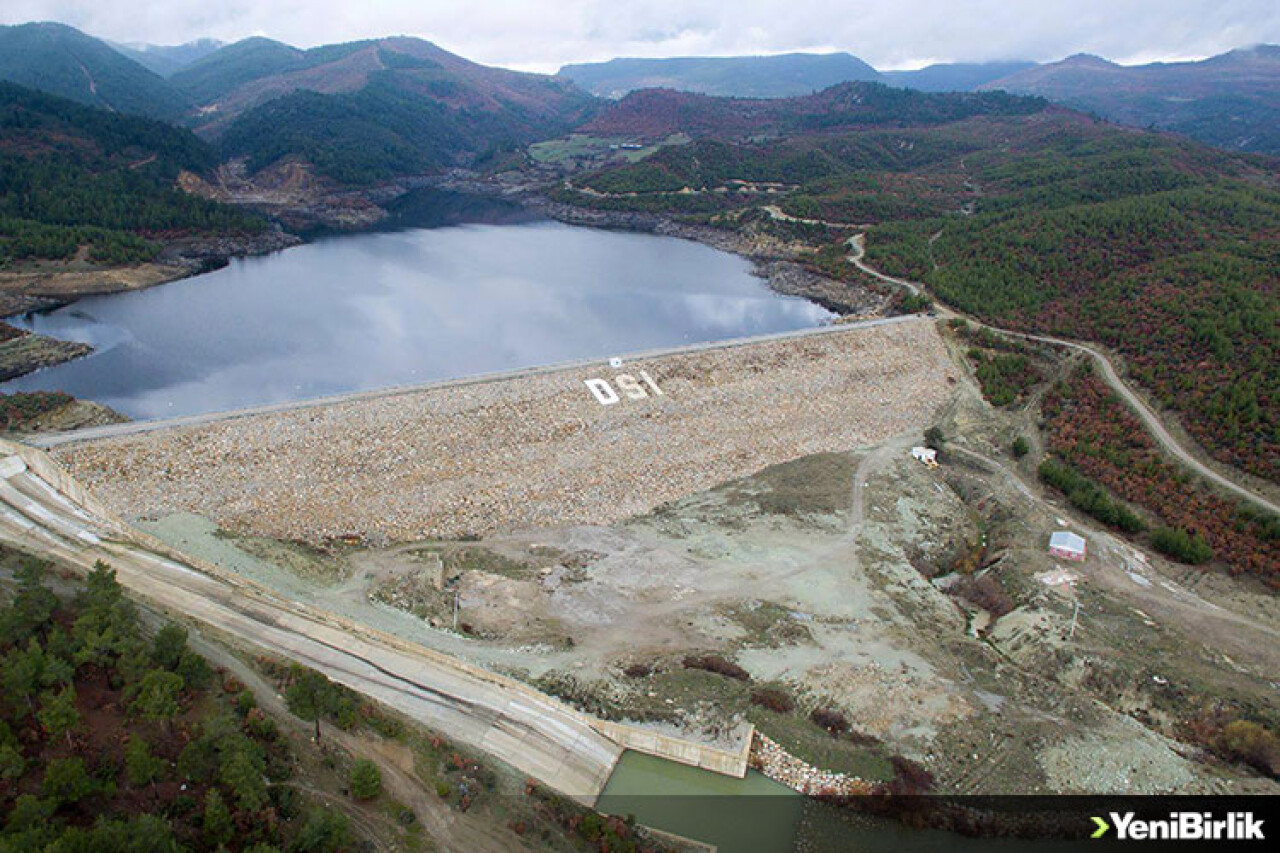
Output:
846,234,1278,517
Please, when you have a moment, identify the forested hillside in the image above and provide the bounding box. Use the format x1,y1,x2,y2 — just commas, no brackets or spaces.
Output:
173,36,599,184
863,127,1278,482
168,37,317,105
0,83,265,266
558,102,1278,485
219,67,593,184
582,82,1044,140
0,557,354,851
0,23,189,120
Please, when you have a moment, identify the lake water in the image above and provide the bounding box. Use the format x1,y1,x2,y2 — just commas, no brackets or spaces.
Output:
1,194,832,419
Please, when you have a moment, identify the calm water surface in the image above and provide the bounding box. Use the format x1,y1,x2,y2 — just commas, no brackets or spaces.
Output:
2,200,831,419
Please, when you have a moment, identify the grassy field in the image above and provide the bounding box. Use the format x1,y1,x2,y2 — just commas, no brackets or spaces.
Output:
529,132,689,166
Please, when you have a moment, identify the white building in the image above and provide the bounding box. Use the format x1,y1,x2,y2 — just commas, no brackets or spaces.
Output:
1049,531,1087,561
911,446,938,467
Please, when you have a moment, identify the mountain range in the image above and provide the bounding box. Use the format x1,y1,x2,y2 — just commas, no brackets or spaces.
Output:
0,22,597,184
109,38,224,77
976,47,1279,154
0,21,1275,178
559,53,1036,97
560,47,1279,154
0,22,190,120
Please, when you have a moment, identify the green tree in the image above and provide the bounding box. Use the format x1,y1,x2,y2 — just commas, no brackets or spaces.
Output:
1151,526,1214,564
130,669,183,728
125,736,165,789
0,720,25,780
923,426,945,450
41,756,98,806
150,623,188,671
38,684,80,748
72,563,147,681
291,808,351,853
348,759,381,800
6,793,53,832
1012,436,1030,458
175,650,213,691
1,558,59,644
202,788,234,848
220,743,268,812
285,667,337,743
2,639,48,714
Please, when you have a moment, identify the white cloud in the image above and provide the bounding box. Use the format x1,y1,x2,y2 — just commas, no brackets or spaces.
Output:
2,0,1276,71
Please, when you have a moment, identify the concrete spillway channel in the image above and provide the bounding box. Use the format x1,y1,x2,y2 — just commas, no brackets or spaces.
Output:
0,439,654,803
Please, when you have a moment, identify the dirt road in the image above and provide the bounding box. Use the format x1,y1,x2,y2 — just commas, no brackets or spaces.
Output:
846,233,1278,517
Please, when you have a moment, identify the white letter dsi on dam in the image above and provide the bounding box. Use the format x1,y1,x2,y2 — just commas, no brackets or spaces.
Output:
584,378,620,405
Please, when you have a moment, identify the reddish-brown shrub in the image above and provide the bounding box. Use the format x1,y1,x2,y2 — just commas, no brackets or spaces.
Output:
950,573,1015,618
750,687,795,714
810,707,850,736
887,755,935,794
682,654,750,681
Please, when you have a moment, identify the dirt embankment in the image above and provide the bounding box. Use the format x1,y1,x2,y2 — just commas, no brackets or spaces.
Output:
54,320,954,545
180,160,396,233
0,321,91,381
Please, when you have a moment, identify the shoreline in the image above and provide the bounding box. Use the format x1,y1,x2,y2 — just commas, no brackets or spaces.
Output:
452,175,897,317
0,225,301,319
0,176,895,395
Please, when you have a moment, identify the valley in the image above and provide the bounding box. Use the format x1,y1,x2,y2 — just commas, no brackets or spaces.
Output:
0,13,1277,853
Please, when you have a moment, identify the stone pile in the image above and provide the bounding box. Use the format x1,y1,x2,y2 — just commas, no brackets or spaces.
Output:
56,321,952,545
749,732,875,797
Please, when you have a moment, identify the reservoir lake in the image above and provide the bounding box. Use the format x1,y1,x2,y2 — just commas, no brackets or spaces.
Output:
1,198,832,419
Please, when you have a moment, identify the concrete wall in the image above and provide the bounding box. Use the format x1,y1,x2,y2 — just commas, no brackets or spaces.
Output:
596,720,753,778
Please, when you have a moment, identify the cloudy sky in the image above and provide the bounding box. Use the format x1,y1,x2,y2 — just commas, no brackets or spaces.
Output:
2,0,1276,71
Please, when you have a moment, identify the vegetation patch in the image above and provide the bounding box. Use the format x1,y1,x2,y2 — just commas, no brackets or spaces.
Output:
0,390,75,430
0,82,265,268
948,572,1015,619
0,555,353,852
1041,367,1277,586
682,654,750,682
1038,456,1147,533
809,707,851,737
749,686,796,714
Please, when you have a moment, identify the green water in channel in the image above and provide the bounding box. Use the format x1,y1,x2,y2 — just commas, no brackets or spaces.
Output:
597,751,1095,853
596,751,803,853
